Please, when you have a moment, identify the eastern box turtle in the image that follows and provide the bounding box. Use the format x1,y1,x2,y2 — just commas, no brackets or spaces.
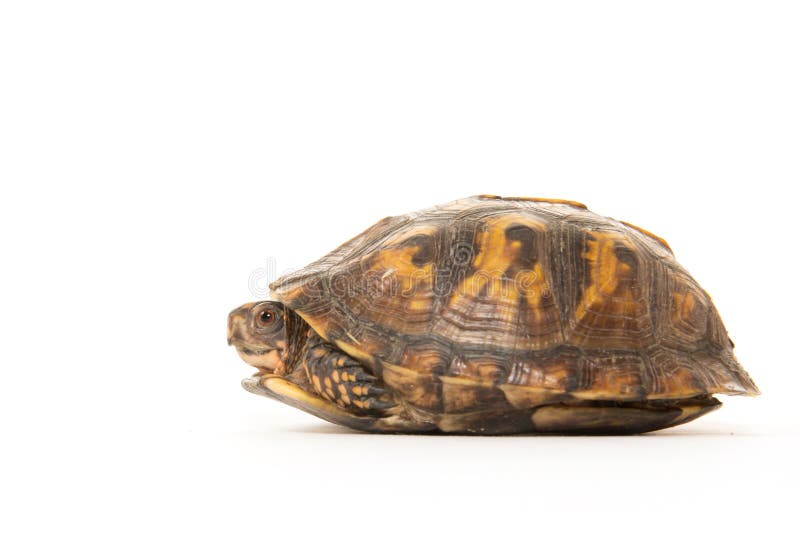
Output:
228,195,758,434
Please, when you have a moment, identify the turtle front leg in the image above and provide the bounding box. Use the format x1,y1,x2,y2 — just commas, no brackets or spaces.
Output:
303,334,395,415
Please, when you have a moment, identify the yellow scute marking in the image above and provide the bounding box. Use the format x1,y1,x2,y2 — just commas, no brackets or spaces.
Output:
574,232,639,321
448,214,550,324
569,230,653,348
365,227,436,317
672,290,696,322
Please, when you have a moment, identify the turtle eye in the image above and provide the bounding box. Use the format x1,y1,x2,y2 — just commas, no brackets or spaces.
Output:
256,309,277,327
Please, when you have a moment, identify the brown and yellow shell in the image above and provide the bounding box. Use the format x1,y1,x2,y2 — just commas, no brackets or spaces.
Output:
270,195,758,415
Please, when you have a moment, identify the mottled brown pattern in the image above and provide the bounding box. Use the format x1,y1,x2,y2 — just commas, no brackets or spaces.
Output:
268,195,759,431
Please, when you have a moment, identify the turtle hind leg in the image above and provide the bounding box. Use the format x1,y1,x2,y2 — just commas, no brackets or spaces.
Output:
303,334,396,416
530,396,722,435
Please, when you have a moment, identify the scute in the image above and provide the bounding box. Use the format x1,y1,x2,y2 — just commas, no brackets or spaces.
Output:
270,195,759,408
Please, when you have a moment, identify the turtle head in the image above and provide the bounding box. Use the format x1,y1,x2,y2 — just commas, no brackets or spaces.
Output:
227,301,290,374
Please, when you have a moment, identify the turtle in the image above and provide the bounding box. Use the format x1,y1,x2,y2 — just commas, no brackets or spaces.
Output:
227,195,759,434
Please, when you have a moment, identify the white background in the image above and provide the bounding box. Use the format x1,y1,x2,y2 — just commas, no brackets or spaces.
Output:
2,1,798,538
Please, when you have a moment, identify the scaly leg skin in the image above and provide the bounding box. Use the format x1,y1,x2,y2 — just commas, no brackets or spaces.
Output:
303,334,395,415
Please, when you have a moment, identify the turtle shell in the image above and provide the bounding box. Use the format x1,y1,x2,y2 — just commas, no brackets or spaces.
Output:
270,195,758,414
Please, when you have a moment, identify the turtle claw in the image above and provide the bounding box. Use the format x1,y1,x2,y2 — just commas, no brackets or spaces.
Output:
365,386,388,397
336,357,362,369
363,398,397,411
350,390,397,413
347,369,376,383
